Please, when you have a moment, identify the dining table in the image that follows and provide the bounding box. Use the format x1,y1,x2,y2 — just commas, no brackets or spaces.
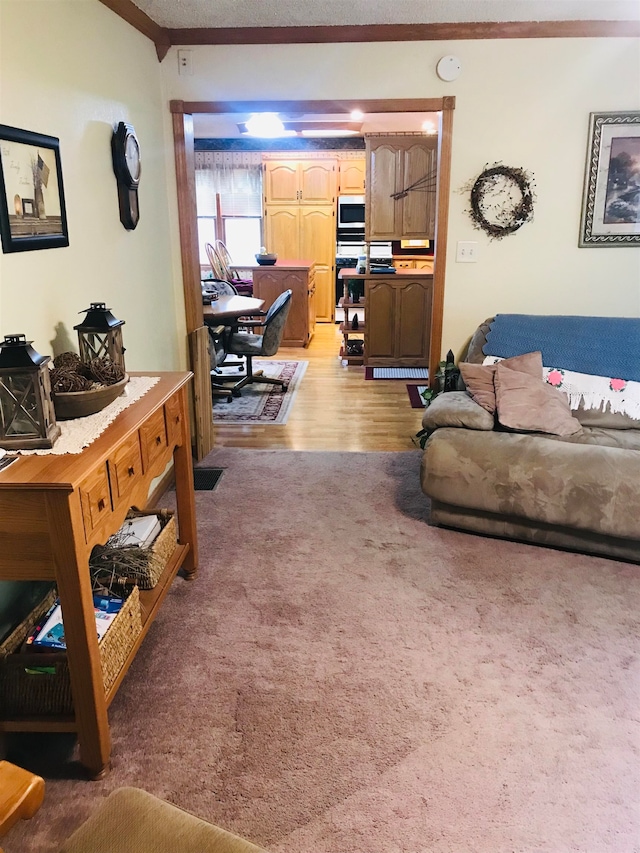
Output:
203,294,265,325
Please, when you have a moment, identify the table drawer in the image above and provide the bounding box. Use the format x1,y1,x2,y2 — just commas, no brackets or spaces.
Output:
108,432,143,509
79,464,112,542
164,393,183,448
139,407,168,473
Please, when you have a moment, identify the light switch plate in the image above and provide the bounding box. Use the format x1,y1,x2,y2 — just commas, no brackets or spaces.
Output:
456,241,478,262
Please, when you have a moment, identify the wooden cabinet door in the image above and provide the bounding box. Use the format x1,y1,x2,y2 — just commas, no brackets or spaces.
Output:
366,142,400,240
264,161,299,204
339,159,366,194
366,280,396,360
299,205,335,323
253,269,309,347
299,159,336,204
401,144,437,239
395,279,432,363
264,205,300,258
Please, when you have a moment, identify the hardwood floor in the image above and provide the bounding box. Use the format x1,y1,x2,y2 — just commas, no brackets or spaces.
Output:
211,322,426,451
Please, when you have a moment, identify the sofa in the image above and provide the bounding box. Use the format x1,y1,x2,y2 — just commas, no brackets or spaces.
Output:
420,315,640,562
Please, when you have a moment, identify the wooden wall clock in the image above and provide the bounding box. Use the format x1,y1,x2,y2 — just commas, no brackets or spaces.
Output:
111,122,141,230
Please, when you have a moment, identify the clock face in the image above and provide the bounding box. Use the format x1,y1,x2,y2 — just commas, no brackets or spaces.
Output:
124,134,141,183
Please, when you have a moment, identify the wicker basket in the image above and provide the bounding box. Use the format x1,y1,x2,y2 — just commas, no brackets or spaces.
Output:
89,509,176,591
0,585,141,718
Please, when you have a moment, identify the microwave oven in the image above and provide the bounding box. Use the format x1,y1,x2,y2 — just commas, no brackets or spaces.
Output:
337,195,365,229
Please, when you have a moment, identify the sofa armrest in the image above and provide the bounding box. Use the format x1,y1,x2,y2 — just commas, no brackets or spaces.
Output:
421,391,494,432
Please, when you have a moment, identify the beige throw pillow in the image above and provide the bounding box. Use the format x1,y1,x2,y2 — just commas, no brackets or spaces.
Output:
494,364,582,436
459,351,543,414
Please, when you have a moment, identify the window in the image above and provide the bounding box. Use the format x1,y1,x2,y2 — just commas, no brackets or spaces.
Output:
195,152,263,269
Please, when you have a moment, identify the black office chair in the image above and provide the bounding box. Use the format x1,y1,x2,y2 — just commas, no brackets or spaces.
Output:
222,289,293,396
205,279,245,401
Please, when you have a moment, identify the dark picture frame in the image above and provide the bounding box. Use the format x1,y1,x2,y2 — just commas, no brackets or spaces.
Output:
579,111,640,247
0,124,69,253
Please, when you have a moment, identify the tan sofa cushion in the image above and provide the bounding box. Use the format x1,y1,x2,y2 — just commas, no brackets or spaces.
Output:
494,364,582,436
59,787,268,853
459,350,543,413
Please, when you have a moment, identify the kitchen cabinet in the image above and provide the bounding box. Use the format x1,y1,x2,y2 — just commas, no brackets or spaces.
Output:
264,202,335,323
365,273,433,367
365,136,437,241
338,158,366,194
247,260,316,347
263,159,336,205
0,373,197,779
393,256,434,271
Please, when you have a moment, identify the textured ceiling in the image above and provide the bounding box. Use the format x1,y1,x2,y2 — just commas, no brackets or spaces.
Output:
130,0,640,29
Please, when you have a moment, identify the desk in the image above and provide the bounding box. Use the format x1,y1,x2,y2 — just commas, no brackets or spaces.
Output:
203,295,264,325
0,373,197,779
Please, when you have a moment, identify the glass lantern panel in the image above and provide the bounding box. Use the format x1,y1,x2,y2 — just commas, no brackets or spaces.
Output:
0,375,43,437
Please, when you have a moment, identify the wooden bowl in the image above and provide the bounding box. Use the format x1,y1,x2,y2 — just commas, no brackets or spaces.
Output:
53,374,129,420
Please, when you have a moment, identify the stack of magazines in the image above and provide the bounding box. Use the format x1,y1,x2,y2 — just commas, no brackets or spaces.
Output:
26,594,124,651
107,514,161,549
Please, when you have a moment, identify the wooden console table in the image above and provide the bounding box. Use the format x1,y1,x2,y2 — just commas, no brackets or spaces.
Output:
0,373,197,779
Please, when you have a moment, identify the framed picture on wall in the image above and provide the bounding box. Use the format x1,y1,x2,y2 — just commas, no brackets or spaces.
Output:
0,124,69,253
579,111,640,247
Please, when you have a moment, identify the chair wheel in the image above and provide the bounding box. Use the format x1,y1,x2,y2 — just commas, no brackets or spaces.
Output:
225,396,232,403
281,384,288,393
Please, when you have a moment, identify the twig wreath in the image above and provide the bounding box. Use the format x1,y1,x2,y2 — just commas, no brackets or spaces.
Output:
466,163,536,239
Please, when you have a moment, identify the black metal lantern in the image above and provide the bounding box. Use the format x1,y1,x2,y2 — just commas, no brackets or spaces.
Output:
74,303,126,370
0,334,61,449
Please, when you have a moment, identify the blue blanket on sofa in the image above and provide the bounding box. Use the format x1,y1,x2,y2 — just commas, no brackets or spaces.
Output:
483,314,640,381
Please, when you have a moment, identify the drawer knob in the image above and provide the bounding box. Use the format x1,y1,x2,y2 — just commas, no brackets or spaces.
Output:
155,435,162,445
98,498,106,511
128,466,135,476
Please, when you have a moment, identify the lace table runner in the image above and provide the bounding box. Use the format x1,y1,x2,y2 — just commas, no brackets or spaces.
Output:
16,376,161,455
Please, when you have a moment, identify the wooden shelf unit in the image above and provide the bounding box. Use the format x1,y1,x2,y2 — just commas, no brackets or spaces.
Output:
0,373,197,779
339,297,365,364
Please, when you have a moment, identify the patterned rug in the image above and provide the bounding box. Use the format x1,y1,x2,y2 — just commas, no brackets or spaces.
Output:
365,367,429,380
407,384,428,408
212,360,308,424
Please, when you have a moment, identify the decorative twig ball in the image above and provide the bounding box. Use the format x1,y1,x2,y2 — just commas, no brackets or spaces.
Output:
88,357,126,386
53,351,82,370
50,368,93,392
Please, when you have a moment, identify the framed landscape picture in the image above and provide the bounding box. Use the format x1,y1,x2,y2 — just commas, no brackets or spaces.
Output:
0,124,69,253
579,111,640,247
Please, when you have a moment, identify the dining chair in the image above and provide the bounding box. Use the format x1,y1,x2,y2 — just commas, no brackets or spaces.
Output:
222,289,292,396
214,240,253,296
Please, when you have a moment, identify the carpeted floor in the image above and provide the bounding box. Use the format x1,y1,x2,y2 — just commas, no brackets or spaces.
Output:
5,449,640,852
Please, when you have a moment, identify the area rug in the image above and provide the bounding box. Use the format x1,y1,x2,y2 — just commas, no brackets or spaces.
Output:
212,360,307,424
365,366,429,379
6,449,640,853
407,384,428,408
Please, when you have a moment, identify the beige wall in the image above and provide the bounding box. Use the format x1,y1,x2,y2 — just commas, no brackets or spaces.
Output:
162,37,640,356
0,0,186,371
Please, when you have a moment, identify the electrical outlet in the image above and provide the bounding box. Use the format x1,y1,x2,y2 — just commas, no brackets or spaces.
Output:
456,241,478,262
178,50,193,76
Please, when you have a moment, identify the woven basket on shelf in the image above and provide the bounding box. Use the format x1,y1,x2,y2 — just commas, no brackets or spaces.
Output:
89,508,177,591
0,585,141,718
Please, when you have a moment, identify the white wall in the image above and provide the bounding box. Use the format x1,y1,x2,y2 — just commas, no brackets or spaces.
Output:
161,37,640,356
0,0,185,371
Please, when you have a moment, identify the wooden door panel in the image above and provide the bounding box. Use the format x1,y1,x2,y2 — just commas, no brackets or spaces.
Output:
401,145,437,239
366,281,396,359
339,160,366,194
366,144,400,239
299,206,335,322
264,206,299,258
396,280,432,362
299,160,336,204
264,162,299,204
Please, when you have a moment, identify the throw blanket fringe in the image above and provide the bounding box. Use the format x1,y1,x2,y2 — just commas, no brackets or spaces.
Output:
483,314,640,382
484,356,640,420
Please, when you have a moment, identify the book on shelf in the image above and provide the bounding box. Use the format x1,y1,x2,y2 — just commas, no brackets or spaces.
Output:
26,594,125,651
107,514,161,549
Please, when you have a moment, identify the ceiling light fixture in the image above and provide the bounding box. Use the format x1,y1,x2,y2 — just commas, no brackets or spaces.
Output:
422,120,437,135
350,109,364,121
244,112,288,137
